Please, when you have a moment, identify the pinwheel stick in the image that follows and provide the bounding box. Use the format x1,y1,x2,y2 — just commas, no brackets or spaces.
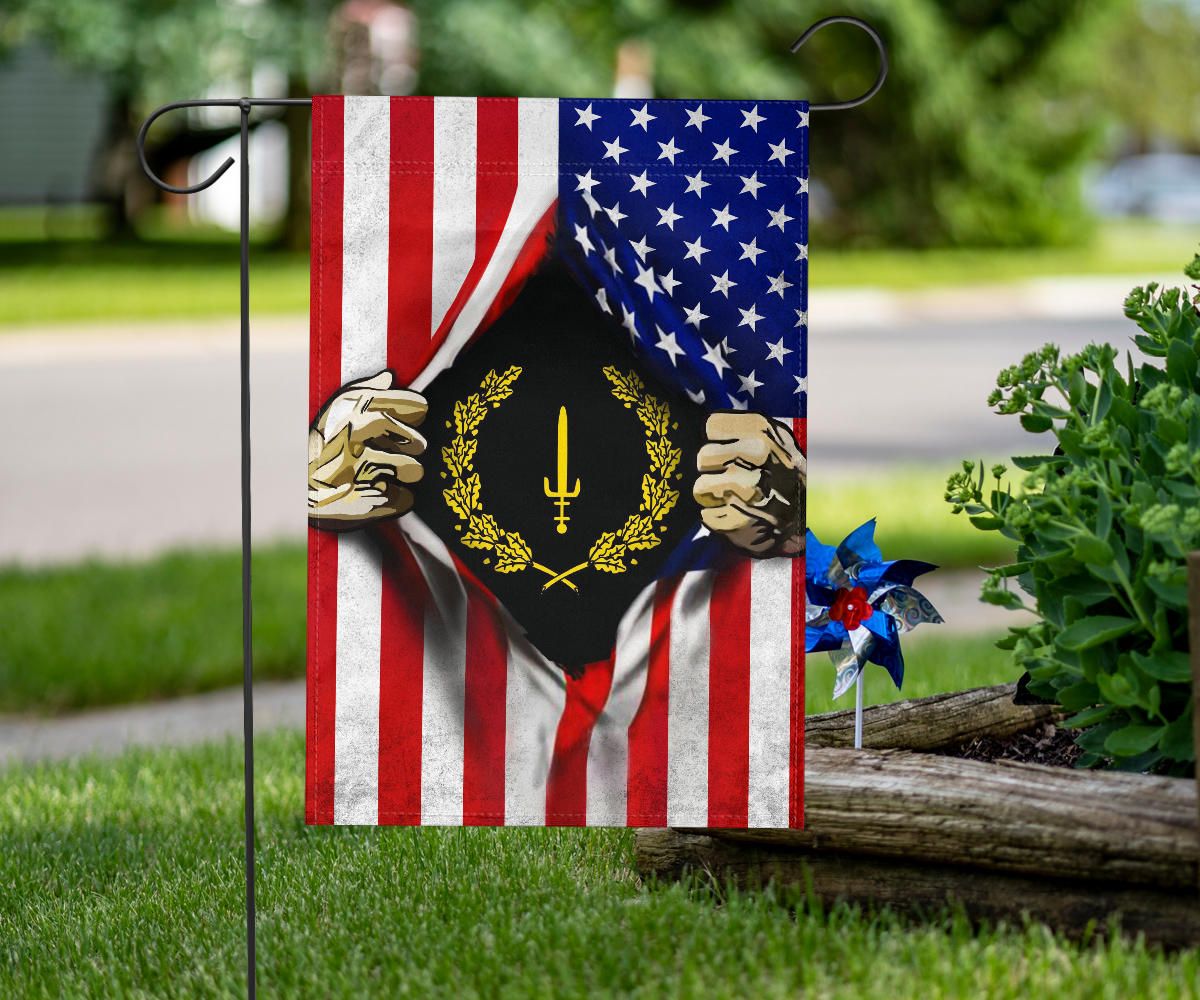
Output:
854,672,864,749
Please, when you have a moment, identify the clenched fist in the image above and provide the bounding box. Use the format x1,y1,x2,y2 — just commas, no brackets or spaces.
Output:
693,412,806,557
308,370,428,530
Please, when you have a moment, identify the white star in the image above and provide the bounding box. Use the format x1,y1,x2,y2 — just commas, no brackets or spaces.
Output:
711,203,737,230
574,169,600,194
573,223,595,255
683,301,709,329
740,104,766,132
794,374,808,395
700,339,729,377
582,192,602,218
768,204,795,231
657,136,683,164
602,242,622,275
797,109,810,128
710,269,737,297
575,103,600,130
603,136,629,163
655,326,686,366
795,242,809,261
738,303,764,331
683,235,709,263
767,137,793,164
797,176,809,195
767,270,794,297
621,304,639,342
729,396,750,411
686,387,706,405
719,336,737,357
629,234,653,261
711,138,738,164
634,262,662,301
656,203,683,230
604,202,628,225
684,170,710,198
595,287,612,314
794,308,808,328
765,336,793,365
630,103,656,130
629,170,656,196
739,237,765,265
737,369,764,397
684,104,711,131
739,171,765,199
658,268,681,296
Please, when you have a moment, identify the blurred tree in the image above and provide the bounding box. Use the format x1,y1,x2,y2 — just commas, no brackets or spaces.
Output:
410,0,1133,247
1095,0,1200,154
1,0,333,239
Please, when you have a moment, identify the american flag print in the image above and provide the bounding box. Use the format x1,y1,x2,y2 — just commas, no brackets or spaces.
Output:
307,95,807,829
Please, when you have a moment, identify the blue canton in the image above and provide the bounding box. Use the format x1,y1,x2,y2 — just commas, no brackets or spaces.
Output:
557,98,808,419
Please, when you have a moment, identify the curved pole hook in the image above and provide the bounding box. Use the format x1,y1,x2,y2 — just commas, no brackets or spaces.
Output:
136,98,248,194
791,15,888,112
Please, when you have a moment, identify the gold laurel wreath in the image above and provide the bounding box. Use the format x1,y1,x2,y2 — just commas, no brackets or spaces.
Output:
440,364,681,594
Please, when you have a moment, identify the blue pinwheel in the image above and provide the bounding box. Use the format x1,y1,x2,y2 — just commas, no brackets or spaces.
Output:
805,519,943,699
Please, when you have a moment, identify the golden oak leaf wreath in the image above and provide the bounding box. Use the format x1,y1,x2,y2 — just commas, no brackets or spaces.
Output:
440,364,682,594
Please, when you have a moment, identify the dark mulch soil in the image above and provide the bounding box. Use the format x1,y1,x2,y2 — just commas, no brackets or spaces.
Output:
948,721,1084,769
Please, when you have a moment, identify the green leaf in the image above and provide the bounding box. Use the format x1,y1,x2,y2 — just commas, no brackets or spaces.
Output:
1011,454,1062,472
1130,649,1192,683
1096,671,1141,708
1166,337,1196,385
1159,704,1195,762
1055,615,1139,651
1104,723,1164,757
1062,704,1115,728
968,515,1004,531
1019,413,1052,434
1057,680,1099,710
1070,533,1113,566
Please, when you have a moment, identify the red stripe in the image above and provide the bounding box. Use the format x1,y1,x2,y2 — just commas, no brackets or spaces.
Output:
626,578,675,826
545,657,615,826
427,99,521,347
461,576,509,826
790,554,806,829
375,524,425,824
708,561,751,827
387,97,435,384
306,95,344,825
372,98,436,825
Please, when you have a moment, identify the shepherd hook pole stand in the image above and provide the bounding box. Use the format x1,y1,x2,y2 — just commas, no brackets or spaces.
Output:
135,18,886,998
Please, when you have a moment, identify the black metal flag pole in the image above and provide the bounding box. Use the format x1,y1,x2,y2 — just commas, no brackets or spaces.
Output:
133,19,885,1000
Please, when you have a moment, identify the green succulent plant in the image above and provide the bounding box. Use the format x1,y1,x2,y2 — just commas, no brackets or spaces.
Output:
947,252,1200,774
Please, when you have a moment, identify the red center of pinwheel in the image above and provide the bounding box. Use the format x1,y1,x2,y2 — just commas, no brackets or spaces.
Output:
828,585,871,632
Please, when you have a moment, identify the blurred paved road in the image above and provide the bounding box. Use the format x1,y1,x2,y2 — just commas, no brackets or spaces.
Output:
0,284,1137,565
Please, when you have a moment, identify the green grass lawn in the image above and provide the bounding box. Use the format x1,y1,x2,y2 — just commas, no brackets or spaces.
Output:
0,461,1016,716
2,729,1195,998
0,212,1193,327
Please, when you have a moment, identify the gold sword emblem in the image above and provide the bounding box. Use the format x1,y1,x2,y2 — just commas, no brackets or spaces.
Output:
543,405,581,534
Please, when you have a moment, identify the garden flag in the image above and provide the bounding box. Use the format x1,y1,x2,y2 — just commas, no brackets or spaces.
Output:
306,96,807,828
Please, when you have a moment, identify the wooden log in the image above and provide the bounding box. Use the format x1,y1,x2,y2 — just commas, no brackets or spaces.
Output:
805,683,1058,750
687,748,1200,890
636,829,1200,948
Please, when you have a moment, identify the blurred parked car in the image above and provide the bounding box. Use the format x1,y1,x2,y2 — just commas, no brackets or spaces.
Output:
1088,153,1200,223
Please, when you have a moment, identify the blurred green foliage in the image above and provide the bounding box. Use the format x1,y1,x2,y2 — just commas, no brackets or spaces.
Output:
3,0,1185,248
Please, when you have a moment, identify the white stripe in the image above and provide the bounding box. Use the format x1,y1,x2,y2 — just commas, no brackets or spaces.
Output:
412,98,558,391
332,97,392,824
503,631,567,825
586,582,655,826
748,557,794,828
332,533,384,824
339,97,391,383
666,570,714,827
430,97,478,337
402,515,469,825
